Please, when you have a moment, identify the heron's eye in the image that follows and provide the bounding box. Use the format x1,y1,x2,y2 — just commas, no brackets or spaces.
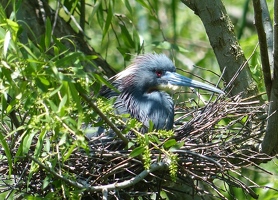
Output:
155,70,163,78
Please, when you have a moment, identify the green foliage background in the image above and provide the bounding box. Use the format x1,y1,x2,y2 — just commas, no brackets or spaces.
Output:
0,0,277,199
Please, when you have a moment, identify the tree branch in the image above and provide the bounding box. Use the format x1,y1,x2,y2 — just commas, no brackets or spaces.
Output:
261,0,274,71
252,0,272,100
181,0,259,99
262,0,278,155
1,0,116,77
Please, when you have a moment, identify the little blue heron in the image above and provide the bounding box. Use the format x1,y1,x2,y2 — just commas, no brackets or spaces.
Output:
101,53,223,131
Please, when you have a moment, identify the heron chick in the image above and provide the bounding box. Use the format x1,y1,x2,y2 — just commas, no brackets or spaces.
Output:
101,54,223,131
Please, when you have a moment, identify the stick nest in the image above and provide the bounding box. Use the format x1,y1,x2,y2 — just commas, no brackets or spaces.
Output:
0,93,274,199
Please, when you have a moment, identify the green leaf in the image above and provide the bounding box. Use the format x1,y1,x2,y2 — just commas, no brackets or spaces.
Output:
63,143,77,161
148,121,154,132
35,77,48,92
128,141,135,149
34,129,47,158
43,176,51,189
49,84,63,97
145,134,149,145
124,0,133,14
117,47,131,60
88,0,102,25
18,43,38,59
133,28,142,53
58,94,68,115
93,73,117,91
96,2,104,28
3,30,11,57
47,99,58,112
38,77,50,86
169,141,185,151
68,82,81,110
18,131,36,156
135,0,150,9
149,135,160,144
152,41,188,53
102,0,113,40
58,133,67,146
130,146,144,157
120,24,134,48
6,19,19,32
45,18,52,49
0,131,13,176
55,52,83,67
163,139,177,149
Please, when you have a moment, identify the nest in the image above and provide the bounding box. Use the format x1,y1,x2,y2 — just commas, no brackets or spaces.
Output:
0,93,274,199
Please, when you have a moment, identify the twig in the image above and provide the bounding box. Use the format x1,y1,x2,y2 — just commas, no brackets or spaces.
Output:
27,154,167,191
78,91,128,145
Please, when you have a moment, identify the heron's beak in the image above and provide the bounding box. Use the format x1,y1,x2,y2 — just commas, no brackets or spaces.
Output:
163,71,224,94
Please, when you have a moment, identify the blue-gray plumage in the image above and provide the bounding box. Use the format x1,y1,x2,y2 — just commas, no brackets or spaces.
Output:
101,54,223,131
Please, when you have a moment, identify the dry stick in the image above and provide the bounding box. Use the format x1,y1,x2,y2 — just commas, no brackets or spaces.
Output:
172,149,223,169
27,154,167,192
224,43,259,93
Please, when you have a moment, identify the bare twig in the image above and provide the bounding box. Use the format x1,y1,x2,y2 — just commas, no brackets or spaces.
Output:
27,154,167,191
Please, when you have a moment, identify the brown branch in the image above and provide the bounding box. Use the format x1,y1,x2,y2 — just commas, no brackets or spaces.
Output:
27,154,167,192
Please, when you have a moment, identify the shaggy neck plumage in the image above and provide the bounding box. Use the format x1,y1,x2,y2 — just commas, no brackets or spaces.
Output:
116,85,174,131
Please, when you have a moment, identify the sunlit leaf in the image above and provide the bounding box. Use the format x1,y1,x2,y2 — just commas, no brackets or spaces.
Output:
38,77,50,86
45,18,52,49
163,139,177,149
124,0,133,14
3,30,11,57
21,131,36,156
58,94,68,115
102,0,113,40
88,0,102,24
55,52,83,67
130,146,144,157
0,132,12,176
120,24,134,48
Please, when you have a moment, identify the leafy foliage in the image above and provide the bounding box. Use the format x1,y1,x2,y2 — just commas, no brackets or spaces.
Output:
0,0,278,199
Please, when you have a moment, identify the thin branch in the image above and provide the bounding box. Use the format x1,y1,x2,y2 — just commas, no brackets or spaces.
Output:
80,0,85,31
91,162,167,191
252,0,272,100
78,90,128,145
181,0,260,98
262,0,278,155
172,149,223,169
274,0,278,75
27,154,167,192
261,0,274,71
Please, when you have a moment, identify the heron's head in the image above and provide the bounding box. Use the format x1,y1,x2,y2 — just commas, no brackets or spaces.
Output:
114,54,224,95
